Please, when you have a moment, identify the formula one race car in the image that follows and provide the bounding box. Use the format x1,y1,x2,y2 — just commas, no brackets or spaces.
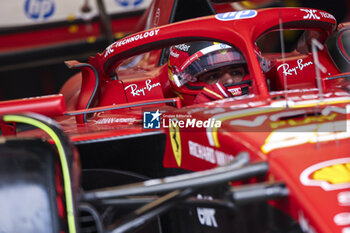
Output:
0,1,349,233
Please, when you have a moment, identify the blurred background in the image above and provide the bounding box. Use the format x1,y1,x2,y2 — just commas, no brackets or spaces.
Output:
0,0,348,100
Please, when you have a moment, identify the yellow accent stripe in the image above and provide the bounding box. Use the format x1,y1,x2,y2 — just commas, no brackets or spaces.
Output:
171,90,184,100
2,115,76,233
211,98,350,148
290,99,350,109
212,129,219,148
203,87,223,99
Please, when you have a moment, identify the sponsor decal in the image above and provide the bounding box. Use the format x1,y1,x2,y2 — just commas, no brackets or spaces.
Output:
338,192,350,206
180,53,199,71
200,43,231,55
169,119,182,167
217,43,231,49
95,117,137,124
188,140,234,165
300,9,335,21
20,94,61,100
115,0,143,7
196,194,218,228
143,110,161,129
269,112,338,129
261,120,349,153
228,87,242,96
230,115,268,127
124,79,161,97
334,212,350,226
312,163,350,184
277,59,313,77
207,101,349,148
215,10,257,21
104,29,160,57
230,107,344,129
319,11,336,20
300,158,350,191
24,0,55,20
169,47,179,58
300,9,320,20
174,44,190,52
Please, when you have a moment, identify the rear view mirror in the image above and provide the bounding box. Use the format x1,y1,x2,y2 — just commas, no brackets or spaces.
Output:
327,23,350,72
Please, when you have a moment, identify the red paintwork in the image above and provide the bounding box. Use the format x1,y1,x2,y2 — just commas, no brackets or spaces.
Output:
0,4,349,233
0,94,65,117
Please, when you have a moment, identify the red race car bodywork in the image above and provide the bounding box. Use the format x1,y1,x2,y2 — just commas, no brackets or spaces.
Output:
0,1,349,233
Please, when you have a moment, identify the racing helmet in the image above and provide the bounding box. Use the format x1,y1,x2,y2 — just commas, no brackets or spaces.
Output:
168,41,249,104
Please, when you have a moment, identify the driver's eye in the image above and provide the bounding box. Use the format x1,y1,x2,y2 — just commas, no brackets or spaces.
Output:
229,70,243,76
202,72,219,81
208,74,218,80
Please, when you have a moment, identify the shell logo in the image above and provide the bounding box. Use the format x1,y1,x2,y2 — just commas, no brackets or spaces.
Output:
300,158,350,191
312,163,350,184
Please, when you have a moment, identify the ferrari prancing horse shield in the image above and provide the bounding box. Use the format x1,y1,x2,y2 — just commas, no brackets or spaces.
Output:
169,120,182,167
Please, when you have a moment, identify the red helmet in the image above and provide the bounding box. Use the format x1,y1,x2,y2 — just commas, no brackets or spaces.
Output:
168,41,248,104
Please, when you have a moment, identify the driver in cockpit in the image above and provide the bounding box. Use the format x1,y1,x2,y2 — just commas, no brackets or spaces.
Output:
168,41,250,105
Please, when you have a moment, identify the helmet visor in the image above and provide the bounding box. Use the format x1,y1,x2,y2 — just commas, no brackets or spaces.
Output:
173,44,245,87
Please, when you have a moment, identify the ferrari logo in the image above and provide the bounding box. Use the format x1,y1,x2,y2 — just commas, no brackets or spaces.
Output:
169,120,182,167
